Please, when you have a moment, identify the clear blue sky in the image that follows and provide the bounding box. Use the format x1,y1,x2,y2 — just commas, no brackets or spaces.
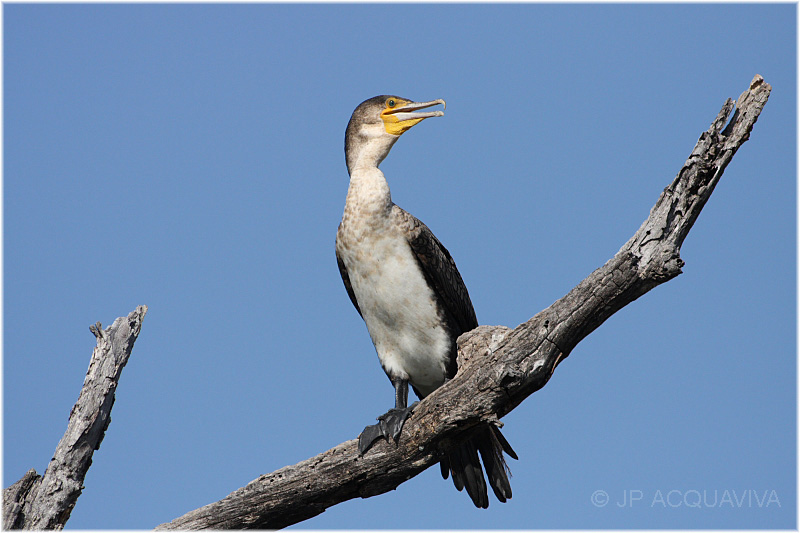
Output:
4,3,796,529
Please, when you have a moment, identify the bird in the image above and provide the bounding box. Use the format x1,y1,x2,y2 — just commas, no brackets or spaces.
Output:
335,95,518,508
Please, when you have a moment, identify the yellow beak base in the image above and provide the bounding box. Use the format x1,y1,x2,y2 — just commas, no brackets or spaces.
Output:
380,99,446,136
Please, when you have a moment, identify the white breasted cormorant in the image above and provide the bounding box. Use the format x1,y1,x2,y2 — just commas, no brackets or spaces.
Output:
335,95,517,508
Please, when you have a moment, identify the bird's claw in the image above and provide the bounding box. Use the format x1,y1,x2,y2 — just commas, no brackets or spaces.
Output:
358,402,418,455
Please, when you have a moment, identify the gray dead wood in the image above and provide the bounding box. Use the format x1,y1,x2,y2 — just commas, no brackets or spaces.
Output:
3,306,148,530
155,75,771,530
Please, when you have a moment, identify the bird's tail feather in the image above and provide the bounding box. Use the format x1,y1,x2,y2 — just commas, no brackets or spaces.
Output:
440,424,517,508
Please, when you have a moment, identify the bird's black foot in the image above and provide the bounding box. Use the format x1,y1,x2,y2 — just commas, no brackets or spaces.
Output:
358,402,418,454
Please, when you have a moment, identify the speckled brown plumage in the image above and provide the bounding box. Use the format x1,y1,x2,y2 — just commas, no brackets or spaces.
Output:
335,95,516,508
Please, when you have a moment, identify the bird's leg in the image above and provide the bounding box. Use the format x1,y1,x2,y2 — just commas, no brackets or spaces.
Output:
358,379,418,455
379,379,419,441
395,378,408,409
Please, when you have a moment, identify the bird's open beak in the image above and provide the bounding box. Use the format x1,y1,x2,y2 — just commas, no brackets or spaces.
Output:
386,99,446,121
381,99,446,135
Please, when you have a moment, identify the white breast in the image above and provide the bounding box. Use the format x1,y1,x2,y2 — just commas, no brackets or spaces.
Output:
337,169,451,397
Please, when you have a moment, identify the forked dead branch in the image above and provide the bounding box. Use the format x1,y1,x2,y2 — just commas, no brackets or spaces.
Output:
4,306,148,530
4,76,770,530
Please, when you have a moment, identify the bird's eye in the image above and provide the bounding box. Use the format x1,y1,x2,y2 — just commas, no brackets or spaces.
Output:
387,99,396,108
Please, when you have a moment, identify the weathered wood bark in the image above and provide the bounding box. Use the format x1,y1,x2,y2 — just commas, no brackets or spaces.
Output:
156,76,771,530
3,306,148,530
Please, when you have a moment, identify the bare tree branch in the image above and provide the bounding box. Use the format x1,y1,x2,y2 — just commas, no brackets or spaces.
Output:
155,75,770,530
3,306,148,530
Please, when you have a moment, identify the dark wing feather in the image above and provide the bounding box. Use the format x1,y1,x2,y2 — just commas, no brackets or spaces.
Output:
335,243,362,318
394,206,517,507
393,205,478,335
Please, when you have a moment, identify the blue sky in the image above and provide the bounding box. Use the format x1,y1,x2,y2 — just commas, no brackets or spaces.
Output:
3,3,796,529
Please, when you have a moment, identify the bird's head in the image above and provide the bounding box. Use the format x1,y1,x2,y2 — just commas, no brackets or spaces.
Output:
345,95,445,174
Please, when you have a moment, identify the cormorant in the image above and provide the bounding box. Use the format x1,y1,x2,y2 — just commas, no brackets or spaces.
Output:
335,95,517,508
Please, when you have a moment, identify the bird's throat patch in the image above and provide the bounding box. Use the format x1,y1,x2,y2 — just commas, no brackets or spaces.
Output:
381,115,424,136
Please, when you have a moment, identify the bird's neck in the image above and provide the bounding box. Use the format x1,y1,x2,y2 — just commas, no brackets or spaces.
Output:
344,166,393,219
345,134,398,175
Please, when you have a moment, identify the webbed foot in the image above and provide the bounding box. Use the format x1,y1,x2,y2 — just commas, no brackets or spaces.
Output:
358,402,418,454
